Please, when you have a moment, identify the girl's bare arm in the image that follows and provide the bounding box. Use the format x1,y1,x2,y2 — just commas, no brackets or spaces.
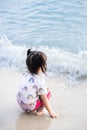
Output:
40,94,58,118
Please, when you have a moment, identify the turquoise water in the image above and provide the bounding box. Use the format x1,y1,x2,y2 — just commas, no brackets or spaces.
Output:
0,0,87,52
0,0,87,80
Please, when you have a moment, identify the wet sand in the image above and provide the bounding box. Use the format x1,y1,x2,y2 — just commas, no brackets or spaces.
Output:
0,69,87,130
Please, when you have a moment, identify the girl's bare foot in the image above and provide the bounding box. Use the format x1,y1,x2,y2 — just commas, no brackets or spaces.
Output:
36,110,44,116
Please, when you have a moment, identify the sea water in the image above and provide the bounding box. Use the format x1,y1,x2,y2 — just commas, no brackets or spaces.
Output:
0,0,87,81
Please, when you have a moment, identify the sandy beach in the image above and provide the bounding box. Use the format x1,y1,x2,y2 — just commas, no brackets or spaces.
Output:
0,69,87,130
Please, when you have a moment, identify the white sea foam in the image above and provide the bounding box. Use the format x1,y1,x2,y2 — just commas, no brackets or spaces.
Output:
0,35,87,81
0,35,27,71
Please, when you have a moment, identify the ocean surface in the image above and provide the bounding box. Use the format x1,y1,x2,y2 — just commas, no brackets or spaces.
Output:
0,0,87,81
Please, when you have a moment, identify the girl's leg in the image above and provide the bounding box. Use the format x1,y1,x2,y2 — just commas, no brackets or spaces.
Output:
35,91,51,115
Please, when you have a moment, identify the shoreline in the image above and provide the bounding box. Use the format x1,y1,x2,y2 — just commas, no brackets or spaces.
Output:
0,69,87,130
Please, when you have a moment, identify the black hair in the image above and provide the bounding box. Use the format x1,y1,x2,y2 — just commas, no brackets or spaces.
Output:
26,49,47,74
27,49,31,56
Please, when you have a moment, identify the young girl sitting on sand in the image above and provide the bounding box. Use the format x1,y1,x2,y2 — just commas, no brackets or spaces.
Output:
17,49,58,118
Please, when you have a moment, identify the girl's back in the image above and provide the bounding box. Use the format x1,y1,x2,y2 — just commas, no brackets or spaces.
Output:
17,72,47,111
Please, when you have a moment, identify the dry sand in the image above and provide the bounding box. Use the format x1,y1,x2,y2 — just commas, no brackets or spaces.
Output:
0,69,87,130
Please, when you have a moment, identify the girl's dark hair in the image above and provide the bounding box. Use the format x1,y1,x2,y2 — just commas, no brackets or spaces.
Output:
26,49,47,74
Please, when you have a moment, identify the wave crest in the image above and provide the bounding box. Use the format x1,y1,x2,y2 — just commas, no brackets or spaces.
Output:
0,35,87,80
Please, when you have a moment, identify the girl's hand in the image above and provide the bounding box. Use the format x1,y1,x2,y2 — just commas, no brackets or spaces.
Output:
49,110,59,118
40,94,59,118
